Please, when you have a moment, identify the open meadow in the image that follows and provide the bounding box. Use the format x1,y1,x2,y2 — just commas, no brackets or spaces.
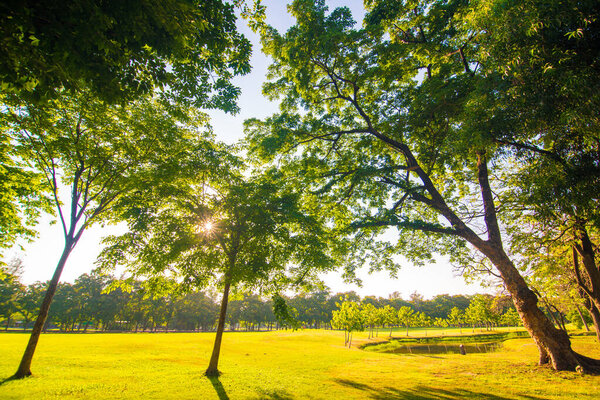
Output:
1,329,599,399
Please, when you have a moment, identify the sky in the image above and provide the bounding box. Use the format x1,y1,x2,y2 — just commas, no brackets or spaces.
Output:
5,0,490,300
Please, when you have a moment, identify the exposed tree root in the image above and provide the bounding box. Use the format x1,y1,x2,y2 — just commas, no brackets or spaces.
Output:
574,352,600,375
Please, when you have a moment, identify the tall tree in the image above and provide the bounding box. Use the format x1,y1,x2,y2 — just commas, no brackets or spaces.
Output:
4,91,210,378
99,162,333,376
246,0,600,371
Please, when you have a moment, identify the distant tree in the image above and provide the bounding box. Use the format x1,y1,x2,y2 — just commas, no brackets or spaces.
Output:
381,305,398,337
397,306,415,337
0,260,24,330
447,307,465,334
362,303,378,339
501,308,522,329
17,283,44,331
331,300,364,348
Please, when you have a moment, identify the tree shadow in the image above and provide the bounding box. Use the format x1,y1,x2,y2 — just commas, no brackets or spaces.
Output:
207,376,230,400
333,379,550,400
255,388,295,399
0,374,23,386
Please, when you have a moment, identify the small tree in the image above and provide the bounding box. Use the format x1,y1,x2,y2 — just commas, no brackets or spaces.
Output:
382,305,398,337
331,300,364,348
397,306,415,337
447,307,465,334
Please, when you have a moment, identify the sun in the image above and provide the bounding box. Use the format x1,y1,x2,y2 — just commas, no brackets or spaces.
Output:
202,220,214,233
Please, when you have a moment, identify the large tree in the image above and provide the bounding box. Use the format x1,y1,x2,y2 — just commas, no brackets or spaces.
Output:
3,91,212,378
99,161,333,376
246,0,600,371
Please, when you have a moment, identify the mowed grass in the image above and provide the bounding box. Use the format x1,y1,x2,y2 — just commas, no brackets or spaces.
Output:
0,329,599,399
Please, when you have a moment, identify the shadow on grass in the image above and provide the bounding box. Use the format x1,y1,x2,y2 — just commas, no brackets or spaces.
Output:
0,374,24,386
207,376,229,400
255,388,295,399
333,379,550,400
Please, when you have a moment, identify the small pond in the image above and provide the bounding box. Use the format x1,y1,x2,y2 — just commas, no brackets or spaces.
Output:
376,341,502,355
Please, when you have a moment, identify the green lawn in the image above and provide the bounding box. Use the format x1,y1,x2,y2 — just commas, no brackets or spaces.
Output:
1,329,599,399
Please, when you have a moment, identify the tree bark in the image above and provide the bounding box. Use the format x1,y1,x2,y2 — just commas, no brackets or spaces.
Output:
14,240,74,378
205,269,232,377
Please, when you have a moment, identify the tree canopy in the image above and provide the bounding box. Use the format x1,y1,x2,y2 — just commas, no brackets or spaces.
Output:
245,0,600,372
0,0,253,111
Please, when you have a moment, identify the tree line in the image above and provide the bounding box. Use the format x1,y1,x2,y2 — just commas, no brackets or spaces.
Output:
7,265,598,337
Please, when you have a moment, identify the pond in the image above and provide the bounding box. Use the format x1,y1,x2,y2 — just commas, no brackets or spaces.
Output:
376,341,502,355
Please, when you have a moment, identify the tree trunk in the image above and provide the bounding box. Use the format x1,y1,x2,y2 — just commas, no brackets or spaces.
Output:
14,241,74,378
583,296,600,342
468,153,600,372
574,304,589,332
205,270,232,377
481,244,600,372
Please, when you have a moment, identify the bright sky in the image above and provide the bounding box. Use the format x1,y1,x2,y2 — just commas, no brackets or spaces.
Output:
6,1,489,300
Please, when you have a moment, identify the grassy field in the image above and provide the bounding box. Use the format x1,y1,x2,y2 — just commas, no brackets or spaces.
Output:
1,328,599,399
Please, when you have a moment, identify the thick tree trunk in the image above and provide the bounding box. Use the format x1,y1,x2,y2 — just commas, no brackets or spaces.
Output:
205,271,232,377
466,153,600,372
480,243,600,372
14,241,74,378
583,296,600,342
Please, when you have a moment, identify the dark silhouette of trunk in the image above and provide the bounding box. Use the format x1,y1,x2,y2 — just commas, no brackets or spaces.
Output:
205,261,234,377
14,239,75,378
581,292,600,342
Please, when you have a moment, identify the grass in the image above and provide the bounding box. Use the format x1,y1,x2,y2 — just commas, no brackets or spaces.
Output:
0,328,599,399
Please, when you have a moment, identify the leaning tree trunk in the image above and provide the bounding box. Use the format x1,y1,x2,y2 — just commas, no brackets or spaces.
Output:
582,293,600,342
14,239,74,378
458,152,600,372
572,226,600,341
205,265,233,377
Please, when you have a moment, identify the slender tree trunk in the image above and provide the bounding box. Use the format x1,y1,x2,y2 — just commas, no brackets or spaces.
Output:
582,294,600,342
575,304,589,331
205,270,232,377
14,240,74,378
5,316,10,331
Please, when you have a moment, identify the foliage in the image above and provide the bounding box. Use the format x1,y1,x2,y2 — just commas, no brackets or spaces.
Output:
0,0,253,111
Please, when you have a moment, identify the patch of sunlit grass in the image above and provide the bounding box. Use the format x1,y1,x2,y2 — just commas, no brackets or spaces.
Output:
0,329,599,399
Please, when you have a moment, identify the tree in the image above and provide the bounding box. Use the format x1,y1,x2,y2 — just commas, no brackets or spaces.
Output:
397,306,415,337
381,305,397,337
0,0,252,110
0,259,24,330
331,300,364,347
447,307,465,334
4,91,208,378
246,0,600,372
0,0,255,260
99,160,333,376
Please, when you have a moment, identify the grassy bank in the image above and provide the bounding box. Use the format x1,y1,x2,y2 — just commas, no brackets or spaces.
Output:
1,329,599,399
